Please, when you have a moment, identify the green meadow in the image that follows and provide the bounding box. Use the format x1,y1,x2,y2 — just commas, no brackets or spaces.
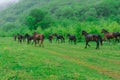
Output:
0,37,120,80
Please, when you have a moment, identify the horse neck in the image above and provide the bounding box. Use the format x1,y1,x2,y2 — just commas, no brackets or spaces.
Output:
55,34,58,37
83,32,88,36
67,34,70,37
103,31,109,34
34,33,37,36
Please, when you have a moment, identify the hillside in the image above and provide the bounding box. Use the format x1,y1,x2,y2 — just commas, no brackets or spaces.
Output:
0,0,120,36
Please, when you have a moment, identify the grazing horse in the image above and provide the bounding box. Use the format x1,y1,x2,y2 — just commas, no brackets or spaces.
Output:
82,30,102,49
54,33,65,43
33,32,44,47
101,29,119,43
67,34,76,45
48,34,54,43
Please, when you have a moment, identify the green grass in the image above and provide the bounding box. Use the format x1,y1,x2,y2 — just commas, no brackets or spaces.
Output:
0,37,120,80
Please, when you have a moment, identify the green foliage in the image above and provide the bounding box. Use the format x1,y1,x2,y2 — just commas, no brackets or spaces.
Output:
26,9,44,30
0,0,120,39
25,9,53,30
1,22,17,32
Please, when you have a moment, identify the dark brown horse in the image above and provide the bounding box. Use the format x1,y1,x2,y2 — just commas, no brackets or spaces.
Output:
67,34,76,45
17,33,23,43
54,33,65,43
82,30,102,49
33,32,44,47
101,29,120,43
24,33,34,44
48,34,54,43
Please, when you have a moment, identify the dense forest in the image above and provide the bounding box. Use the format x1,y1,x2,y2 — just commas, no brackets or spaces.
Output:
0,0,120,41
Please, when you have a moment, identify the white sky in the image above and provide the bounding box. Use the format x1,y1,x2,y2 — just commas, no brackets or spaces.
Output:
0,0,19,5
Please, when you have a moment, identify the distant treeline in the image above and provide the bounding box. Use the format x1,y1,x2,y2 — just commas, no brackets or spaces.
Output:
0,0,120,41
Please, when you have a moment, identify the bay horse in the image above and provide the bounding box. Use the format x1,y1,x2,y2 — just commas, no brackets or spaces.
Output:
33,32,44,47
82,30,102,49
67,34,76,45
54,33,65,43
101,29,119,43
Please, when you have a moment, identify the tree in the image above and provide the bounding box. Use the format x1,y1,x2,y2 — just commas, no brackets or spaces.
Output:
26,9,52,30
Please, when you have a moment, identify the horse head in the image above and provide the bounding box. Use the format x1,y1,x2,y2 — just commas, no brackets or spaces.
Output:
82,30,88,36
101,29,108,33
33,32,37,35
67,34,71,37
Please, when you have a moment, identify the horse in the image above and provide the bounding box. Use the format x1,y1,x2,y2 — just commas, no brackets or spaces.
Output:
53,33,65,43
82,30,102,49
67,34,76,45
17,33,23,43
113,32,120,42
24,33,34,44
101,29,120,43
48,34,54,43
33,32,44,47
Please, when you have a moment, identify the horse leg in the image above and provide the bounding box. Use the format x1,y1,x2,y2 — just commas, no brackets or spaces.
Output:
42,41,44,47
40,40,44,47
63,38,65,43
51,39,52,43
39,40,41,47
58,39,60,44
34,40,37,46
114,37,117,43
68,39,70,44
18,39,19,43
88,44,91,47
85,41,88,48
70,40,72,44
74,40,76,45
61,38,64,43
96,41,99,49
32,40,34,45
20,39,22,43
116,37,119,43
27,39,29,44
56,39,58,43
61,39,62,43
71,40,72,44
108,39,110,44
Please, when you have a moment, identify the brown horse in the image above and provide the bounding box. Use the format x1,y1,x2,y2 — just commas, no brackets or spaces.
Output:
82,30,102,49
33,32,44,47
101,29,119,43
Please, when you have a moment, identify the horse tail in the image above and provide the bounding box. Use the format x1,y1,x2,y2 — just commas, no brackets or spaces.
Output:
98,35,103,46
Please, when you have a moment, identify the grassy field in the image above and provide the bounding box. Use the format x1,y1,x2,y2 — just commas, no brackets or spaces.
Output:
0,37,120,80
